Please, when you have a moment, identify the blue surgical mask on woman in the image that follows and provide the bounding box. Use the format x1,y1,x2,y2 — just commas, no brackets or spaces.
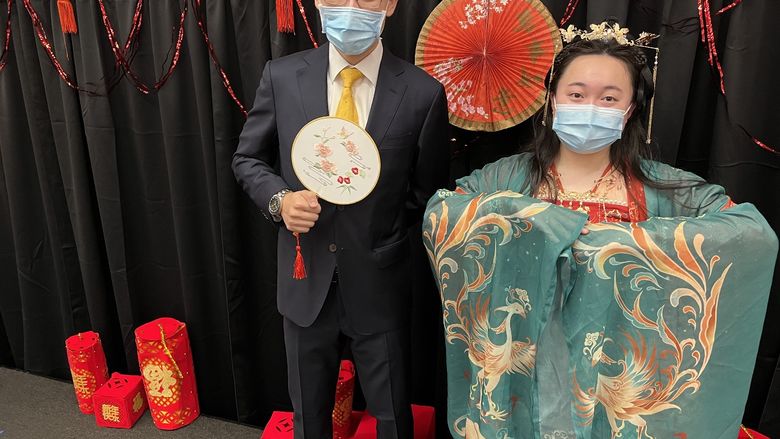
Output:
319,5,386,56
552,101,632,154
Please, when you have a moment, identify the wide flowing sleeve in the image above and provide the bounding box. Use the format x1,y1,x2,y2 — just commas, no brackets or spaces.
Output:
422,182,587,438
563,202,778,438
642,160,737,217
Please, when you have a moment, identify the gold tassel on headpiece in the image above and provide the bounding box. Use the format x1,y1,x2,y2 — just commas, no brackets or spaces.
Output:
542,22,660,143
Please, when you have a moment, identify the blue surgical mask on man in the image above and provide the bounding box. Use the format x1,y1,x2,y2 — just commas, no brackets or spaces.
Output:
552,101,632,154
319,5,386,56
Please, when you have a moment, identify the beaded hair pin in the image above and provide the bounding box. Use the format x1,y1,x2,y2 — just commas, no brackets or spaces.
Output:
542,22,660,145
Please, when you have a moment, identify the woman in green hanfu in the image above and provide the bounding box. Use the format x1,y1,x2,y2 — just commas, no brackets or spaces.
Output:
423,23,778,439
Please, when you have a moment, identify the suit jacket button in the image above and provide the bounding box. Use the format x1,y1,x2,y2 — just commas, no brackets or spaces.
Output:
328,244,338,253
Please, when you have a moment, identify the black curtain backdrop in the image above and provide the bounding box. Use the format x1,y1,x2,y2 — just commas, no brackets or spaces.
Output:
0,0,778,436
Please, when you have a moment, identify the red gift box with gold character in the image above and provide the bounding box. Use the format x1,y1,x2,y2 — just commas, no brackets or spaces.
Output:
262,405,435,439
65,331,109,414
92,372,147,429
135,317,200,430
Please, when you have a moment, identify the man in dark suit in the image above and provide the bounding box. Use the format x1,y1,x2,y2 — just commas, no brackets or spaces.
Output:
232,0,449,437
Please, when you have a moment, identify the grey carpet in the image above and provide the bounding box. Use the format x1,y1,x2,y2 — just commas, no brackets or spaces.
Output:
0,367,263,438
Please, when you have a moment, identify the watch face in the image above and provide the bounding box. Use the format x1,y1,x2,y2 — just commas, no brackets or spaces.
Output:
270,196,280,214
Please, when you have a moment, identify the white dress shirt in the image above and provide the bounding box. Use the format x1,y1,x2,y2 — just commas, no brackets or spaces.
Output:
327,41,383,129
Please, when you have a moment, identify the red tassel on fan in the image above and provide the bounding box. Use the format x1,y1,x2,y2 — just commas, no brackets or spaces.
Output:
57,0,78,34
293,233,307,280
276,0,294,33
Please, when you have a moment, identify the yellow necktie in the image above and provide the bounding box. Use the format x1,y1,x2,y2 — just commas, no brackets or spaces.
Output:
335,67,364,125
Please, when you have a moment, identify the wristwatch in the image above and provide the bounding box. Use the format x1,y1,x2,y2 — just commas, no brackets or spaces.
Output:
268,189,292,222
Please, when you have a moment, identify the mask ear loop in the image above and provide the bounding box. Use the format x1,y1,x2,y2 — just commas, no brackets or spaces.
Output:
541,59,555,127
635,44,659,144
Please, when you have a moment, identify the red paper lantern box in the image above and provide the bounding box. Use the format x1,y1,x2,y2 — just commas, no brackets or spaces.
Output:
92,372,147,429
333,360,356,438
262,411,295,438
739,426,769,439
135,317,200,430
261,405,435,439
352,405,435,439
65,331,109,414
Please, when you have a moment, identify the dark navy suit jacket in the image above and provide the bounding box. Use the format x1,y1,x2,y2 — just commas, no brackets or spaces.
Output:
232,43,449,334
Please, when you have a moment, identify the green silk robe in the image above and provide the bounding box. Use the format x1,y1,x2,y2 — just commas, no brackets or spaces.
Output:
423,153,778,439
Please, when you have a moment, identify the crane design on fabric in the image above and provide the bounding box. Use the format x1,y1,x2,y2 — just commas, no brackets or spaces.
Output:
571,222,728,439
424,191,729,439
424,192,548,423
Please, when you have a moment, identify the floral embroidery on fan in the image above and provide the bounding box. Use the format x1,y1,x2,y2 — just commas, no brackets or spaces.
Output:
542,431,572,439
315,159,338,177
459,0,511,29
430,57,490,120
314,143,332,158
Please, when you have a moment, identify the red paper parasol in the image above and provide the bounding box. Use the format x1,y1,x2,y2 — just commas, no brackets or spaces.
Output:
416,0,562,132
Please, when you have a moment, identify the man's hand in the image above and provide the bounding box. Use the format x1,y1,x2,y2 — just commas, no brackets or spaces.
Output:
281,190,321,233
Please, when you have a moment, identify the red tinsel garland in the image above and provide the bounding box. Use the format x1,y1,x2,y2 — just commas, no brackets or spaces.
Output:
559,0,581,26
98,0,186,94
21,0,98,94
295,0,318,49
717,0,743,14
0,0,12,73
191,0,248,117
698,0,777,153
697,0,726,95
101,0,145,92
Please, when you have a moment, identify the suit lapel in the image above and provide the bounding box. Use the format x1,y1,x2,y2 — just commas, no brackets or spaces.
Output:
366,52,406,147
297,45,330,121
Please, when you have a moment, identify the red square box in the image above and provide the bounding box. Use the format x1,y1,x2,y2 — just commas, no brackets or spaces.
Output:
352,405,434,439
92,372,147,429
739,427,769,439
261,405,434,439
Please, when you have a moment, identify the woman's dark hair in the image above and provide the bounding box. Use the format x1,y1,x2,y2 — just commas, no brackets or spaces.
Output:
521,37,690,198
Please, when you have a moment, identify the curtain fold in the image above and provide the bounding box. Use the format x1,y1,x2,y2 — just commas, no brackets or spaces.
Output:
0,0,776,434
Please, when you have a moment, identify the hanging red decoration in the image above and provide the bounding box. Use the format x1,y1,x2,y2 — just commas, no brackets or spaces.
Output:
98,0,186,94
191,0,248,117
698,0,777,153
697,0,726,95
559,0,581,26
21,0,99,94
277,0,295,33
292,232,307,279
101,0,145,92
295,0,318,48
0,0,12,73
717,0,743,14
57,0,77,34
416,0,561,131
